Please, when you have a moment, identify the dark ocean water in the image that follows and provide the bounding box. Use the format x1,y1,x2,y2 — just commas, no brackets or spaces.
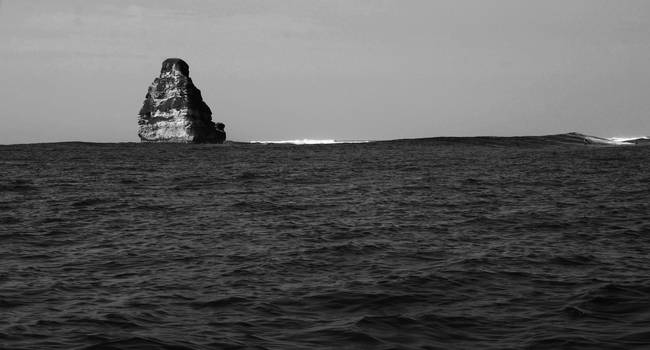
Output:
1,138,649,350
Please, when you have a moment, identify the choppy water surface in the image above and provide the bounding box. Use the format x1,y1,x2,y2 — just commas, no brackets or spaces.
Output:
1,139,649,349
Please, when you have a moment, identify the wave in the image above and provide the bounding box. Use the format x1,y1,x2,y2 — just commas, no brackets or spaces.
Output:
246,133,649,146
249,139,370,145
383,132,650,146
607,136,649,144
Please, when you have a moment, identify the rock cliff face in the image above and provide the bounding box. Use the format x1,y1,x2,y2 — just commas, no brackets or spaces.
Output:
138,58,226,143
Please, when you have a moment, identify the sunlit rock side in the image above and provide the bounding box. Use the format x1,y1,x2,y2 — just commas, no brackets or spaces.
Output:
138,58,226,143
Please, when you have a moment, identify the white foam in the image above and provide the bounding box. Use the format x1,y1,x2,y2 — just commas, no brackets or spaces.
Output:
249,139,370,145
607,136,647,144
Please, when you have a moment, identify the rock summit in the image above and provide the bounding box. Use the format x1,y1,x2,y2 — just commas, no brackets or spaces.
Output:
138,58,226,143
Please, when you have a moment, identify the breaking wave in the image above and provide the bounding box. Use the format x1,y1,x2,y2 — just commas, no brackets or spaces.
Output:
607,136,649,144
246,133,649,147
249,139,370,145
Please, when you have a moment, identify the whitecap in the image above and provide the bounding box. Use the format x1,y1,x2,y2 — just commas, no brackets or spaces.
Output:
606,136,648,145
249,139,370,145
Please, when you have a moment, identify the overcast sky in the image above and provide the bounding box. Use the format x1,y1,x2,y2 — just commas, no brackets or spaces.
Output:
1,0,649,143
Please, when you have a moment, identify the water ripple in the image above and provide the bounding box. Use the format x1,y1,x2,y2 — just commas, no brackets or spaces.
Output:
0,141,648,349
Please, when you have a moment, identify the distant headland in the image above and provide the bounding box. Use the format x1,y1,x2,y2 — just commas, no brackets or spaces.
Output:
247,133,649,146
376,132,650,147
137,58,226,143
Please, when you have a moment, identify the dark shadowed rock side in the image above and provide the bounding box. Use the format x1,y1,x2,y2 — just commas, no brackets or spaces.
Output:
138,58,226,143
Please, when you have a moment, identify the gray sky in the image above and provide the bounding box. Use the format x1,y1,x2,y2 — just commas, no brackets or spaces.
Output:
1,0,649,143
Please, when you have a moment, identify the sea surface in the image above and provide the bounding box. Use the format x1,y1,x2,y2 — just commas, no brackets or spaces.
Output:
1,137,649,350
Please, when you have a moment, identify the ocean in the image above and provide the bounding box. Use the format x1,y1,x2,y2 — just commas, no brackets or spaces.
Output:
1,137,649,349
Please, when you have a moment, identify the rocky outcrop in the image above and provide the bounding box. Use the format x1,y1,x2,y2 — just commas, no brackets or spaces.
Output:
138,58,226,143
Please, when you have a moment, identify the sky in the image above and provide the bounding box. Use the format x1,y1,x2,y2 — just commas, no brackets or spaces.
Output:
0,0,649,143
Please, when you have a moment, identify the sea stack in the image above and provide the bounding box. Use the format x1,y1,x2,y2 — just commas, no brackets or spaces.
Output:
138,58,226,143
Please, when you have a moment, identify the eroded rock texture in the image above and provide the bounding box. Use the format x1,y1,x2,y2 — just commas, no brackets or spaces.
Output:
138,58,226,143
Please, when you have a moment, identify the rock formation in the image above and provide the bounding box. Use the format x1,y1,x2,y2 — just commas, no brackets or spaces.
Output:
138,58,226,143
